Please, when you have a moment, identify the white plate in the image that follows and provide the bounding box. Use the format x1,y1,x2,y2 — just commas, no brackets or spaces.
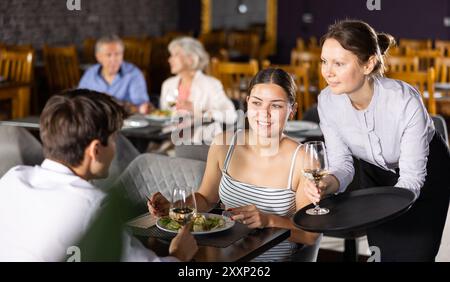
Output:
284,120,319,133
145,114,172,122
122,119,150,129
156,213,235,235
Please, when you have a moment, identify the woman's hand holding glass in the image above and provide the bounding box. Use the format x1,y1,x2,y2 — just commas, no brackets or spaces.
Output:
304,174,337,204
301,141,330,215
147,192,170,217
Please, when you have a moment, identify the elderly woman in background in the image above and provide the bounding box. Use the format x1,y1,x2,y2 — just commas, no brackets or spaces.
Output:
160,37,237,144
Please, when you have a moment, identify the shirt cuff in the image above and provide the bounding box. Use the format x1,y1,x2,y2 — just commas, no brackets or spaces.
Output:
394,181,421,200
329,169,352,194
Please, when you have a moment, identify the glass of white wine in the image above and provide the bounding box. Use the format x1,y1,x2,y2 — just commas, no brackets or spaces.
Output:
169,185,197,225
302,141,330,215
166,89,179,111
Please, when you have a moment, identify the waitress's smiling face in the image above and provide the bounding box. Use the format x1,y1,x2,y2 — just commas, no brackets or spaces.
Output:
321,38,368,95
246,83,292,138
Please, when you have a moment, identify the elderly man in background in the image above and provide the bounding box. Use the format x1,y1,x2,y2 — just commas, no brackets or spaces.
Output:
79,35,152,114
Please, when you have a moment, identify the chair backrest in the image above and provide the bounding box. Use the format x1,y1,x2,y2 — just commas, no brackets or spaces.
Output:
399,38,432,51
386,56,420,73
210,58,259,100
0,125,44,177
405,48,441,71
295,38,306,51
434,57,450,83
290,50,321,88
92,133,140,189
199,31,228,59
115,153,206,215
262,60,311,119
387,68,436,115
435,40,450,57
0,48,34,83
82,38,97,64
122,38,152,72
43,45,80,93
227,32,260,60
431,114,449,145
175,143,210,162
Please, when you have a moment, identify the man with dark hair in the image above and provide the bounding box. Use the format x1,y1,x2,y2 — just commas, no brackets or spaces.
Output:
0,89,197,262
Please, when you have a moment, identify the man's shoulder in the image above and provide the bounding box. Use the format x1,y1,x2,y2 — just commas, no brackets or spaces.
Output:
121,62,142,75
82,64,101,76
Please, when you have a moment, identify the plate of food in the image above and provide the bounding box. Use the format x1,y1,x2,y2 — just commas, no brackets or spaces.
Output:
146,109,173,121
156,213,234,235
122,119,150,129
284,120,319,133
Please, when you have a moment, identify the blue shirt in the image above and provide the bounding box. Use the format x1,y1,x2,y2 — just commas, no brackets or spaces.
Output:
78,62,149,105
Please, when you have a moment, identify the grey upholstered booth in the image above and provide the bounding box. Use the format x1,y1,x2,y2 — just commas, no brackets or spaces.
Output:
92,133,140,190
115,153,206,216
0,125,44,177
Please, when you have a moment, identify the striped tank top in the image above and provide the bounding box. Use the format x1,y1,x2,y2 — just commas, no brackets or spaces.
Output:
218,130,302,262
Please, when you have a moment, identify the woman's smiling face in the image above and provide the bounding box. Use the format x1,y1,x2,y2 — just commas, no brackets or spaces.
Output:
320,38,368,95
247,83,292,138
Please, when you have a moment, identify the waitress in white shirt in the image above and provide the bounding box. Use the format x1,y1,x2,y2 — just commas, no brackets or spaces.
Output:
306,20,450,261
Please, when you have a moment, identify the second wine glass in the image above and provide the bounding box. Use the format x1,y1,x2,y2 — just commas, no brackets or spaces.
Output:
169,185,197,225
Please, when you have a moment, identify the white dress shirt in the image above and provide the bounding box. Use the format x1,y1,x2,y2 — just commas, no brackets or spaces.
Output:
318,77,435,197
0,159,177,262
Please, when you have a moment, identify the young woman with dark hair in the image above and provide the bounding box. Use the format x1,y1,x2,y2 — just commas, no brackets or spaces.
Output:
308,20,450,261
149,68,321,262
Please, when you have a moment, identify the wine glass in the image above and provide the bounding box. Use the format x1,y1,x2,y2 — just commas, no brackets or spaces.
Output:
169,185,197,225
166,89,179,111
302,141,330,215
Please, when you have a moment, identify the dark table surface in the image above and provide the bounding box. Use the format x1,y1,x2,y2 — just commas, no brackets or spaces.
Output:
129,212,290,262
293,187,416,236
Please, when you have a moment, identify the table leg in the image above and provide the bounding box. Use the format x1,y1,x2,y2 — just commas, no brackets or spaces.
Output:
343,238,358,262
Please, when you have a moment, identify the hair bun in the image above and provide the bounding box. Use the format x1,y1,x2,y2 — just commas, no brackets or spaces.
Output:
377,33,396,55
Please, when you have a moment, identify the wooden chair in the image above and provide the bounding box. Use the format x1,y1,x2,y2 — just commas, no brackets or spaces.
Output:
434,57,450,83
122,38,152,75
210,58,259,102
291,50,321,90
227,32,260,60
296,38,306,51
43,45,80,94
399,38,432,52
199,31,229,65
0,48,34,118
82,38,97,64
405,48,441,71
387,68,437,115
435,40,450,57
387,46,402,56
385,56,420,73
0,49,34,83
262,60,311,119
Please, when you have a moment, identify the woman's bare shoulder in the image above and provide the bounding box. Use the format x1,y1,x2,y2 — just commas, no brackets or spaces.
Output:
281,135,302,151
209,130,236,158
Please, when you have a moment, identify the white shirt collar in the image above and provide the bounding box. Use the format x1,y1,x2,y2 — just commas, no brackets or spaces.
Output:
39,159,95,190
